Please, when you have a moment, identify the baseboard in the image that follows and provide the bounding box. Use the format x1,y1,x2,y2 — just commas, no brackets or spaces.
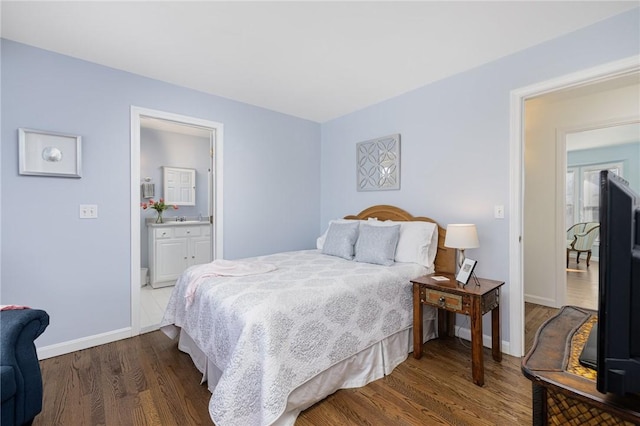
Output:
524,294,556,307
454,325,512,356
140,323,161,334
36,327,132,360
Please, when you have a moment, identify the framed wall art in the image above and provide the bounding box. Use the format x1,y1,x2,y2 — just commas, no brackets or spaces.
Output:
356,133,400,191
18,128,82,178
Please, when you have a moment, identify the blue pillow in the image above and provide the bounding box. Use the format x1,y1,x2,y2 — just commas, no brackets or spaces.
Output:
354,223,400,266
322,221,360,260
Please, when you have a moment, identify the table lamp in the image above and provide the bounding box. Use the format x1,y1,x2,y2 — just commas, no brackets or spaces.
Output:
444,224,480,268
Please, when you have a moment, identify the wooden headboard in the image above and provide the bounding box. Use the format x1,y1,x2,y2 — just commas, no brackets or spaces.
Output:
344,205,456,274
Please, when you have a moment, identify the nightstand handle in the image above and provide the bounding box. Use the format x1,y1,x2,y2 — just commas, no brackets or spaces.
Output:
438,296,446,307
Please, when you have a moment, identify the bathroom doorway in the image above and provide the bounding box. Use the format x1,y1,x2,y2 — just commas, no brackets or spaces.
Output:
130,106,224,335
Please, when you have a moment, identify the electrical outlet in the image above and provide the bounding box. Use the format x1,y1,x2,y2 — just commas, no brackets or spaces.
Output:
494,205,504,219
80,204,98,219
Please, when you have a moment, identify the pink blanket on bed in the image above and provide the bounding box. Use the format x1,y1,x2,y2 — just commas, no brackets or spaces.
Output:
184,259,277,307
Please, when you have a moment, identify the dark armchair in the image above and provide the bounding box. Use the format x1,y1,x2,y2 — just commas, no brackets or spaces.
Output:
1,309,49,426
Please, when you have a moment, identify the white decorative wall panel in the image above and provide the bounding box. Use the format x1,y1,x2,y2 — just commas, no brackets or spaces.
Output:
356,134,400,191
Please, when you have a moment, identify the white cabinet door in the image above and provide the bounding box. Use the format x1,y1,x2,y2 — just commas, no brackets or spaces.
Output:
190,236,211,266
155,238,188,283
148,224,211,288
163,166,196,206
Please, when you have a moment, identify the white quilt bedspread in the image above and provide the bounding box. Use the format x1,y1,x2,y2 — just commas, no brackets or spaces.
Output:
161,250,427,426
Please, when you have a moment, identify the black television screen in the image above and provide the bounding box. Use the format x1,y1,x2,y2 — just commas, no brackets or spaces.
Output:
596,170,640,395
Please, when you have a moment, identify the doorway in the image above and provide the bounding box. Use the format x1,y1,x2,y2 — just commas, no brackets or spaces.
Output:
509,56,639,357
564,123,639,309
130,106,224,336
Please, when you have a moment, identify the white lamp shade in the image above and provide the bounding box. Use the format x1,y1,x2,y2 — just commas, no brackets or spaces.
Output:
444,224,479,249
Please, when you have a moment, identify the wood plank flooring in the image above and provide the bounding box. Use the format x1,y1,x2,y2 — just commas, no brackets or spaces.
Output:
298,337,531,425
35,331,213,426
524,261,599,353
565,260,599,310
35,332,531,425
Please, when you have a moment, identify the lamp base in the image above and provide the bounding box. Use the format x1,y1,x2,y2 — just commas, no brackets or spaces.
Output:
457,249,466,269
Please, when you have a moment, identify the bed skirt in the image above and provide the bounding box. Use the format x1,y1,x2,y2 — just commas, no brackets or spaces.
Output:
173,307,438,426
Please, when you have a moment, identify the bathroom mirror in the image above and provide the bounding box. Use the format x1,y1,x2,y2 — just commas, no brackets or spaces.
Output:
163,166,196,206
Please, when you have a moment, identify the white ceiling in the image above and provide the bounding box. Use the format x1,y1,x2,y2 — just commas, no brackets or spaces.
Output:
1,1,637,123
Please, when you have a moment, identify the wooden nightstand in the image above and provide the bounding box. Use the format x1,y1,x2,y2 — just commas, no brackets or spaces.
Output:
411,272,505,386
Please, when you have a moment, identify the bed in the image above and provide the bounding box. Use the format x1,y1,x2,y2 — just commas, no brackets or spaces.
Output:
160,205,456,426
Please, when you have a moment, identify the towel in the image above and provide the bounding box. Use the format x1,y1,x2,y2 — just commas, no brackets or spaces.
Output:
184,259,277,307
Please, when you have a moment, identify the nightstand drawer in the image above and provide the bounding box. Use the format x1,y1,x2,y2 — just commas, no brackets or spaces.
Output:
421,288,470,313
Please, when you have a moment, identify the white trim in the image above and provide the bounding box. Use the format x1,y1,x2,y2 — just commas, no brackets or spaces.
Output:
130,110,142,333
37,327,132,360
523,294,557,307
509,55,639,357
130,106,224,336
555,128,568,308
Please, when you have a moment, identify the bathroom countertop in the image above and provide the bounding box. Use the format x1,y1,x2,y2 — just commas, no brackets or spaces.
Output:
147,220,209,227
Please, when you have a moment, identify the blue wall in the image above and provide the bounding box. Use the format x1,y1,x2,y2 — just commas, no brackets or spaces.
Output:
1,7,638,350
1,39,320,346
320,8,639,343
568,142,640,192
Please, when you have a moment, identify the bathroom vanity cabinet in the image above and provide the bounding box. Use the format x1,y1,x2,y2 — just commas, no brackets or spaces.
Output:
148,222,211,288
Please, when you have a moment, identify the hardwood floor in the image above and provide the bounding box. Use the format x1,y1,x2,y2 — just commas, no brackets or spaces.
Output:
298,338,531,425
524,260,599,353
35,332,532,425
524,302,559,354
35,331,213,426
566,259,599,310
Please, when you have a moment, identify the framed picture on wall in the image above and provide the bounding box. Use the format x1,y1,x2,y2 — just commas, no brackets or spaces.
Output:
456,258,477,286
356,133,400,191
18,128,82,178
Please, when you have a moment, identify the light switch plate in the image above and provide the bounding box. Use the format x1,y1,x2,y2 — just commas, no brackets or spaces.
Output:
80,204,98,219
494,205,504,219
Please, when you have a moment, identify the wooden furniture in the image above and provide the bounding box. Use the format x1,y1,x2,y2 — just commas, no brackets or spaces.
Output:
522,305,640,425
411,273,504,386
148,222,211,288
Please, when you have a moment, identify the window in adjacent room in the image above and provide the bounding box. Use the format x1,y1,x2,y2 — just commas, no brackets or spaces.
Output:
566,161,622,229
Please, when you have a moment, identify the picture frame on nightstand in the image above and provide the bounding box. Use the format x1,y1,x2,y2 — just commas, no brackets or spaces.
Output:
456,258,477,285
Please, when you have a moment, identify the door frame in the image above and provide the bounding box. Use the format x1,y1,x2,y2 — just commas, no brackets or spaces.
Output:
508,55,639,357
130,106,224,335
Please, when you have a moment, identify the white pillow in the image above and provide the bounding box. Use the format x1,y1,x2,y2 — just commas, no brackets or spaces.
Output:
368,219,438,268
354,223,400,266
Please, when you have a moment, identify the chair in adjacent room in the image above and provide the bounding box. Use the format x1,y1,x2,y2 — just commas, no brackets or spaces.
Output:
1,308,49,426
566,222,600,267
